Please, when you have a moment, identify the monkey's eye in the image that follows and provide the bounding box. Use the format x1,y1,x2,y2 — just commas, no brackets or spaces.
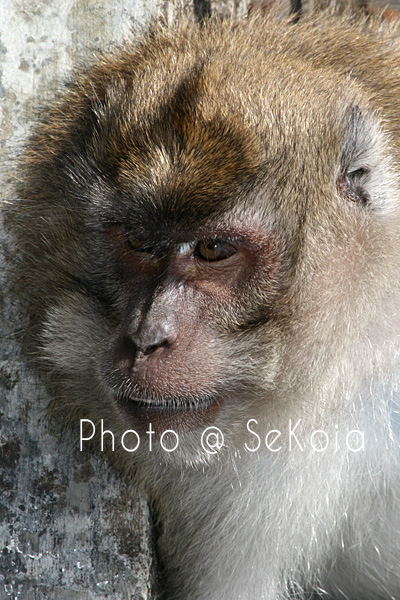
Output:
195,240,236,262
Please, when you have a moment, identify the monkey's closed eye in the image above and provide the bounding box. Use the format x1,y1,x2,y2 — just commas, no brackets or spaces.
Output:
126,234,152,253
195,240,237,262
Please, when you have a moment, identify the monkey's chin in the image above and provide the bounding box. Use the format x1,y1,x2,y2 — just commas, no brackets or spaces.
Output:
116,393,221,434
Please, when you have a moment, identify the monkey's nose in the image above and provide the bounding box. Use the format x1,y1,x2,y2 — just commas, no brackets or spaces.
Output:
133,326,176,357
114,330,173,375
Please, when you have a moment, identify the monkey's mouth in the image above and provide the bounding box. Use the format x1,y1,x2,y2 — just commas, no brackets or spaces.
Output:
116,390,218,412
126,395,213,409
115,391,221,431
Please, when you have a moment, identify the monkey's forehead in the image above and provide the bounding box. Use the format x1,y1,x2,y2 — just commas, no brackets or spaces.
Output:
22,14,398,229
79,17,357,161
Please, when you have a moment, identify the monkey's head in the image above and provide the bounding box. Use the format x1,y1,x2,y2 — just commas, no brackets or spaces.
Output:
9,16,400,467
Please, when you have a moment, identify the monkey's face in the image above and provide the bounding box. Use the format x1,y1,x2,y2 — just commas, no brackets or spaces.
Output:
14,19,399,466
100,215,285,433
69,149,290,460
36,99,295,462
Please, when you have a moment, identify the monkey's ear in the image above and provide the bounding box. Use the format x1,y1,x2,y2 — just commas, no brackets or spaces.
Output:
338,106,397,214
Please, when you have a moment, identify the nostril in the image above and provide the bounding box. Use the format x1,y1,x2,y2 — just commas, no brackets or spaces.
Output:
127,320,177,358
113,333,171,375
142,338,169,356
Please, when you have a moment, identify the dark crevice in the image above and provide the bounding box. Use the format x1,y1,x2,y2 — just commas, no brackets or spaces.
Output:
290,0,302,21
193,0,212,24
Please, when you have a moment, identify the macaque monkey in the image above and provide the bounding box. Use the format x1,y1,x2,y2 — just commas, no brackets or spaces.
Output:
5,9,400,600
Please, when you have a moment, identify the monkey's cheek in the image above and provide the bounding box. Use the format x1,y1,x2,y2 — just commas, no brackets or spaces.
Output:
41,295,112,375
